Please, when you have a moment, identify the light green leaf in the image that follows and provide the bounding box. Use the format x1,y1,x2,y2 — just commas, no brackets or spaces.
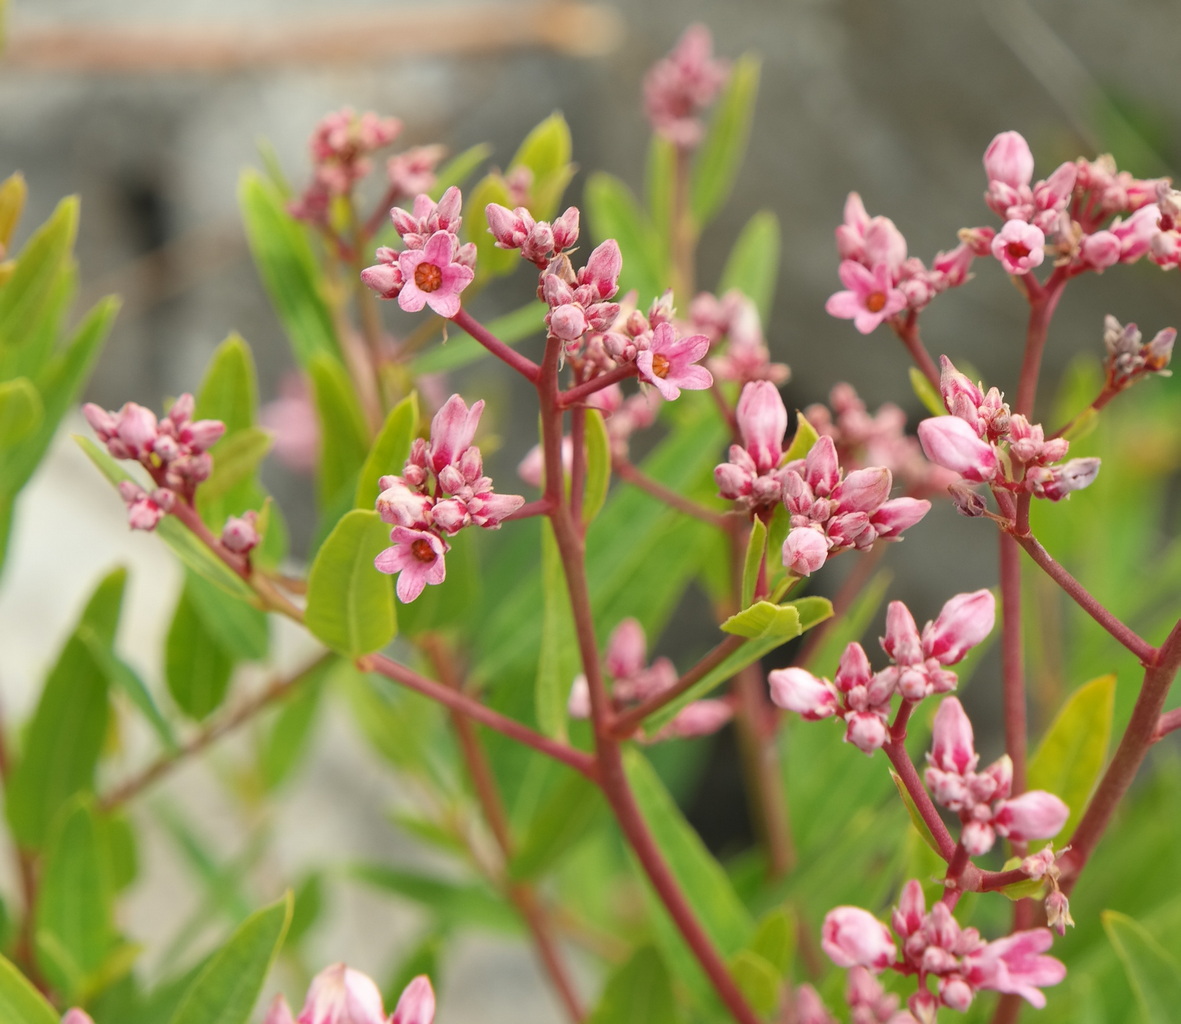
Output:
165,583,234,721
197,428,272,504
351,865,518,933
78,626,178,752
310,353,369,514
740,519,766,609
781,410,819,464
168,893,292,1024
0,377,42,446
0,195,76,350
690,54,761,227
890,769,941,855
465,172,518,277
746,906,794,975
645,136,676,253
586,945,681,1024
195,333,257,433
0,172,27,252
431,143,492,200
511,112,575,220
910,365,945,417
1028,674,1115,842
585,172,666,301
304,509,396,657
509,773,604,881
581,408,611,524
258,663,329,791
536,521,577,740
718,210,780,324
1103,910,1181,1023
0,954,58,1024
354,392,418,509
238,170,339,369
721,599,801,640
182,569,269,664
729,950,780,1016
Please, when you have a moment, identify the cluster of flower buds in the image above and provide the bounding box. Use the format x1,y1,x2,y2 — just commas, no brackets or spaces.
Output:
689,289,790,385
917,357,1100,503
263,962,434,1024
568,618,732,741
926,697,1069,856
642,24,730,149
84,394,226,529
1102,314,1175,390
485,201,581,269
768,590,995,754
361,187,477,318
374,394,524,603
794,967,918,1024
826,192,976,334
1020,845,1076,936
823,880,1066,1018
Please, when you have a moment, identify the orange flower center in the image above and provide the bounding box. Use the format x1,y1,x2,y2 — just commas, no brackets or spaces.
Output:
411,538,437,562
415,263,443,292
865,291,887,313
650,352,671,378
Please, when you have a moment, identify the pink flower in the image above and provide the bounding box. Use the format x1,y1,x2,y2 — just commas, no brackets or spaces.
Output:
767,667,839,721
428,394,484,474
735,380,787,473
822,906,897,971
396,231,475,317
297,963,387,1024
991,219,1045,275
391,975,436,1024
962,930,1066,1009
61,1012,96,1024
921,589,996,665
782,526,830,576
826,261,907,334
118,481,174,532
375,527,449,603
643,24,730,148
635,322,713,400
917,415,998,482
263,995,296,1024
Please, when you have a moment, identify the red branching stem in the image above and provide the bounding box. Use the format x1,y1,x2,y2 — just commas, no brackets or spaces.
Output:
504,498,554,522
892,311,940,390
452,307,541,383
1153,707,1181,742
1014,269,1068,418
361,652,597,781
559,362,638,408
1058,618,1181,892
999,531,1028,795
612,456,728,528
1008,529,1155,664
883,731,957,862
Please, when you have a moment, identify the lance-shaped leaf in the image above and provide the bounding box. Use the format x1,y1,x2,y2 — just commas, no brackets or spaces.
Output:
0,954,57,1024
890,769,941,855
586,945,681,1024
0,377,42,447
781,410,820,464
183,568,268,663
195,333,258,433
585,171,666,301
511,112,574,219
581,408,611,524
310,353,369,516
509,773,604,881
1103,911,1181,1024
165,582,235,721
351,865,518,933
305,509,396,657
168,893,292,1024
740,518,767,609
0,194,76,349
354,392,418,509
728,950,780,1017
690,54,761,227
718,210,780,324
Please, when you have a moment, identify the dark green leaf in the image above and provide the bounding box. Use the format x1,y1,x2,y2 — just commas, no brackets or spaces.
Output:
258,665,327,790
182,569,269,663
351,865,518,933
509,773,604,881
310,353,369,515
78,626,178,752
1103,910,1181,1023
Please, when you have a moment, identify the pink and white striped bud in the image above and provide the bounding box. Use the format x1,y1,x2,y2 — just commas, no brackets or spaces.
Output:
735,380,787,473
391,975,436,1024
929,697,978,775
1045,891,1074,936
891,879,927,939
115,402,159,459
834,466,892,514
768,667,839,720
221,511,260,554
605,618,647,680
917,415,998,482
845,711,888,753
580,239,622,299
1081,230,1121,271
991,220,1046,275
822,906,897,971
297,963,387,1024
485,203,531,248
984,132,1035,189
922,589,996,665
994,790,1069,843
803,434,841,496
360,261,405,299
870,497,931,537
782,526,829,576
552,206,580,250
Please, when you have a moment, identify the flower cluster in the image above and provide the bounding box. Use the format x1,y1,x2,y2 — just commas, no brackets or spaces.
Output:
84,394,226,529
768,590,995,754
1102,314,1175,391
823,881,1066,1016
568,618,732,741
263,962,434,1024
642,24,730,149
361,186,477,318
926,697,1069,856
917,357,1100,502
374,394,523,602
689,289,790,385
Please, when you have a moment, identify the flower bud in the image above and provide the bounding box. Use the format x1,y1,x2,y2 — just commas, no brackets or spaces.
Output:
984,131,1034,189
221,511,260,554
917,415,998,482
821,906,897,971
782,526,829,576
391,975,436,1024
923,589,996,665
767,667,838,720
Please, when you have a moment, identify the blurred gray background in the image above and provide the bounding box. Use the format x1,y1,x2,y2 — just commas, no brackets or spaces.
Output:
2,0,1179,1018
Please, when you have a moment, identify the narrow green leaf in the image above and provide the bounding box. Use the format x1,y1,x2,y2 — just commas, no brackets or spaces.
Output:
0,377,42,447
304,509,396,657
238,170,340,369
747,906,794,975
781,411,819,464
1028,674,1115,842
194,333,258,433
740,519,767,609
165,583,234,720
310,353,369,513
586,945,681,1024
197,428,272,504
581,408,611,524
511,112,574,220
0,195,77,349
536,521,577,739
285,873,324,948
0,954,58,1024
465,173,517,277
351,865,518,933
78,626,178,752
182,569,269,663
585,172,666,301
718,210,780,324
431,143,492,200
258,666,327,791
354,392,418,509
721,600,801,640
0,171,27,251
690,55,761,226
729,950,780,1016
509,773,604,881
910,365,945,417
889,769,941,855
1103,910,1181,1024
168,893,292,1024
645,136,676,253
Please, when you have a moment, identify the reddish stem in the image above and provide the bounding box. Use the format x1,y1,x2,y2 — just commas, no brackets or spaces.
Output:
559,362,638,408
452,307,541,383
1013,269,1068,418
612,456,728,528
892,312,940,390
999,531,1028,795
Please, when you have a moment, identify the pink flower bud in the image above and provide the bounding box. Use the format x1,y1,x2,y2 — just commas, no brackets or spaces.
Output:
1027,458,1100,501
360,261,405,298
115,402,159,458
735,380,787,473
922,589,996,665
870,497,931,537
297,963,387,1024
467,490,524,529
663,699,733,739
547,302,590,341
768,667,839,720
963,929,1065,1008
429,394,483,473
891,879,927,939
984,132,1035,189
581,239,622,299
221,511,260,554
929,697,978,775
485,203,528,247
782,526,829,576
834,467,892,514
994,790,1069,842
803,434,841,496
262,995,296,1024
62,1011,97,1024
821,906,897,971
845,711,888,753
1045,891,1074,936
430,498,470,534
185,418,227,451
376,478,431,528
391,975,436,1024
1081,230,1121,271
881,601,923,665
917,415,998,482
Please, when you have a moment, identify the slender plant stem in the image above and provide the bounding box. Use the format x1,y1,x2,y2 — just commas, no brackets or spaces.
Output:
893,312,941,390
883,729,956,861
1153,707,1181,741
1014,270,1067,418
999,531,1028,794
612,456,728,528
559,362,637,407
452,307,541,383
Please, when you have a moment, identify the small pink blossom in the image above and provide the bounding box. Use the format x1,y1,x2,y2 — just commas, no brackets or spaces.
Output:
61,1011,96,1024
396,230,475,317
297,963,387,1024
991,219,1045,275
825,261,907,334
635,322,713,400
767,666,839,721
428,394,484,474
221,510,260,554
643,24,729,148
375,527,449,603
917,415,998,482
822,906,897,971
961,930,1066,1009
390,975,436,1024
983,131,1035,190
782,526,830,576
263,995,296,1024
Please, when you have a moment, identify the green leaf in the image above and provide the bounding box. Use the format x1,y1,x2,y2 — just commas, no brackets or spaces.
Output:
728,950,780,1016
0,172,27,252
1028,674,1115,842
431,143,492,199
182,569,269,663
890,769,941,855
355,392,418,509
304,509,396,657
910,365,945,417
165,582,235,720
586,945,681,1024
310,353,369,514
238,170,340,369
1103,910,1181,1023
0,954,58,1024
197,428,272,505
585,172,666,301
35,796,115,1001
194,333,258,433
168,893,292,1024
464,172,518,278
285,873,324,948
78,626,178,752
645,136,676,253
746,906,794,975
781,410,819,464
0,377,42,446
351,865,518,933
740,519,767,609
5,569,121,848
258,664,327,790
510,112,575,220
509,773,604,881
690,54,761,227
721,600,801,640
718,210,780,324
581,408,611,524
535,521,577,739
0,195,76,350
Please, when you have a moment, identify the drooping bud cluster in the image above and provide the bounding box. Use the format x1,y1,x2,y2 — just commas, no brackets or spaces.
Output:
263,962,435,1024
768,590,995,754
1020,845,1075,936
689,289,790,385
84,394,226,530
822,881,1066,1017
642,24,730,149
917,356,1101,503
1102,314,1175,390
567,618,732,741
374,394,524,603
826,192,977,334
360,187,477,318
926,697,1069,856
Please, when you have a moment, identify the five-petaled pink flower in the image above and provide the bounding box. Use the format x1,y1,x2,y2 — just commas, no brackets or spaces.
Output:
375,526,449,603
396,230,475,317
636,322,713,400
825,261,907,334
991,219,1046,275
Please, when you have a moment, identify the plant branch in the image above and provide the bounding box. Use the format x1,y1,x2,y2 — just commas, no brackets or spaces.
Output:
452,307,541,383
559,362,637,408
999,531,1028,794
612,456,728,528
1014,269,1067,418
892,311,941,390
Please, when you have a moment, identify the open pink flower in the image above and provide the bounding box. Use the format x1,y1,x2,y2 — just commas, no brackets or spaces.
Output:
826,260,907,334
636,322,713,400
396,230,475,317
991,219,1045,275
375,526,449,603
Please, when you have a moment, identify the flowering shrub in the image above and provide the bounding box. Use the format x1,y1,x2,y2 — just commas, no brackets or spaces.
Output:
1,22,1180,1024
